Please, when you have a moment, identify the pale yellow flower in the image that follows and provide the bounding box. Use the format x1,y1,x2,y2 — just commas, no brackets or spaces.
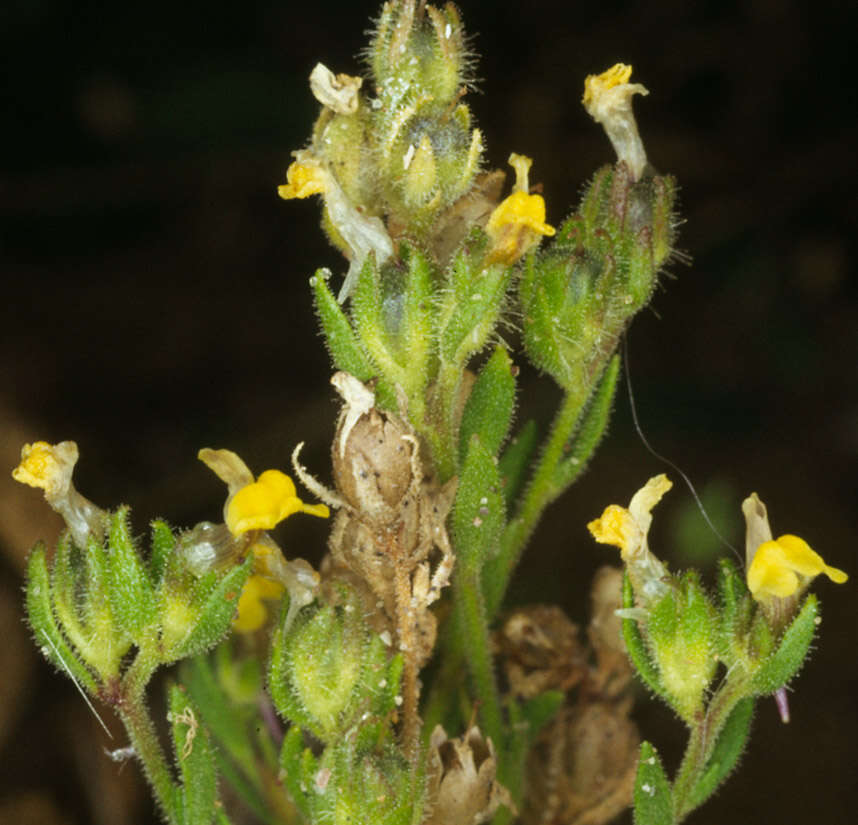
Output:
747,534,847,600
486,153,555,266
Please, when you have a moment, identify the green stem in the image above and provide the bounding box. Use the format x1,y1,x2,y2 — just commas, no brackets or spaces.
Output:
485,379,591,617
453,563,503,751
118,644,178,822
671,681,746,822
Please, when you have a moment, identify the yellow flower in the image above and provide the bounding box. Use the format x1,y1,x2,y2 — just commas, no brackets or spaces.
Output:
582,63,649,181
277,157,328,200
226,469,329,535
747,534,847,600
12,440,105,546
486,153,555,265
198,447,327,633
198,447,329,536
232,573,286,633
12,440,78,498
588,474,672,604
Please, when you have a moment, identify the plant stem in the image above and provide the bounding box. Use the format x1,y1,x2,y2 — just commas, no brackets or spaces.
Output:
485,379,591,618
118,643,177,821
671,680,746,822
453,563,503,752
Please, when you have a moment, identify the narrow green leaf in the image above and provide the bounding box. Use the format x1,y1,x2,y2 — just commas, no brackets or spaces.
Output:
150,520,177,586
716,558,752,663
170,558,252,660
107,508,156,638
279,725,312,819
180,655,257,778
687,697,754,812
751,595,819,694
517,690,564,744
621,574,668,701
497,419,538,509
311,268,374,379
633,741,674,825
458,345,516,464
26,545,98,693
169,685,217,825
553,355,620,490
400,242,436,387
451,435,506,570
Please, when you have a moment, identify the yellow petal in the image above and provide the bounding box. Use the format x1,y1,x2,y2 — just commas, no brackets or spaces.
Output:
776,535,848,584
198,447,254,495
278,160,328,200
587,504,638,556
226,469,302,535
582,63,633,108
12,441,78,497
232,574,285,633
747,541,801,598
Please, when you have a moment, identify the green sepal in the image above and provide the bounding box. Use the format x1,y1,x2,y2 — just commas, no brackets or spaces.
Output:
350,254,409,409
50,533,88,656
106,508,157,639
750,595,819,694
715,558,752,665
440,249,509,367
633,741,674,825
553,355,619,490
25,544,98,694
458,345,516,464
396,241,436,395
150,520,177,586
312,267,373,375
279,724,314,819
268,600,370,742
169,684,217,825
452,434,506,571
621,573,668,701
686,696,754,813
648,571,717,721
168,557,252,661
497,419,538,509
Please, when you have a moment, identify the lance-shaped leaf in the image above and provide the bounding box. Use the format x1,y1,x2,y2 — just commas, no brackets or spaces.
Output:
686,697,754,813
633,741,673,825
169,685,217,825
452,435,506,571
497,419,538,509
553,355,619,490
751,595,819,695
279,724,314,820
458,345,516,463
149,520,177,587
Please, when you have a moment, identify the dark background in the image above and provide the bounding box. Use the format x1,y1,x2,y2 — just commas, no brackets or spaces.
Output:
1,0,855,822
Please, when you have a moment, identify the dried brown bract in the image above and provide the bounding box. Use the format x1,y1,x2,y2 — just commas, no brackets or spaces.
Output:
424,725,514,825
496,605,588,699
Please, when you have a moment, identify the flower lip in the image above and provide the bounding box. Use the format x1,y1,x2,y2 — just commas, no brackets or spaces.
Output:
747,534,848,601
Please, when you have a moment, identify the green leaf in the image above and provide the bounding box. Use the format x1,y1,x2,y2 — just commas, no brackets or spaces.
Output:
279,725,313,819
107,508,157,638
312,268,375,380
621,574,668,701
517,690,564,744
150,520,177,586
180,655,257,779
25,545,98,694
451,435,506,571
633,741,674,825
398,241,436,392
169,685,217,825
687,697,754,812
458,345,516,464
716,558,752,664
497,419,538,509
553,355,619,490
439,251,509,367
169,558,252,660
751,595,819,694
